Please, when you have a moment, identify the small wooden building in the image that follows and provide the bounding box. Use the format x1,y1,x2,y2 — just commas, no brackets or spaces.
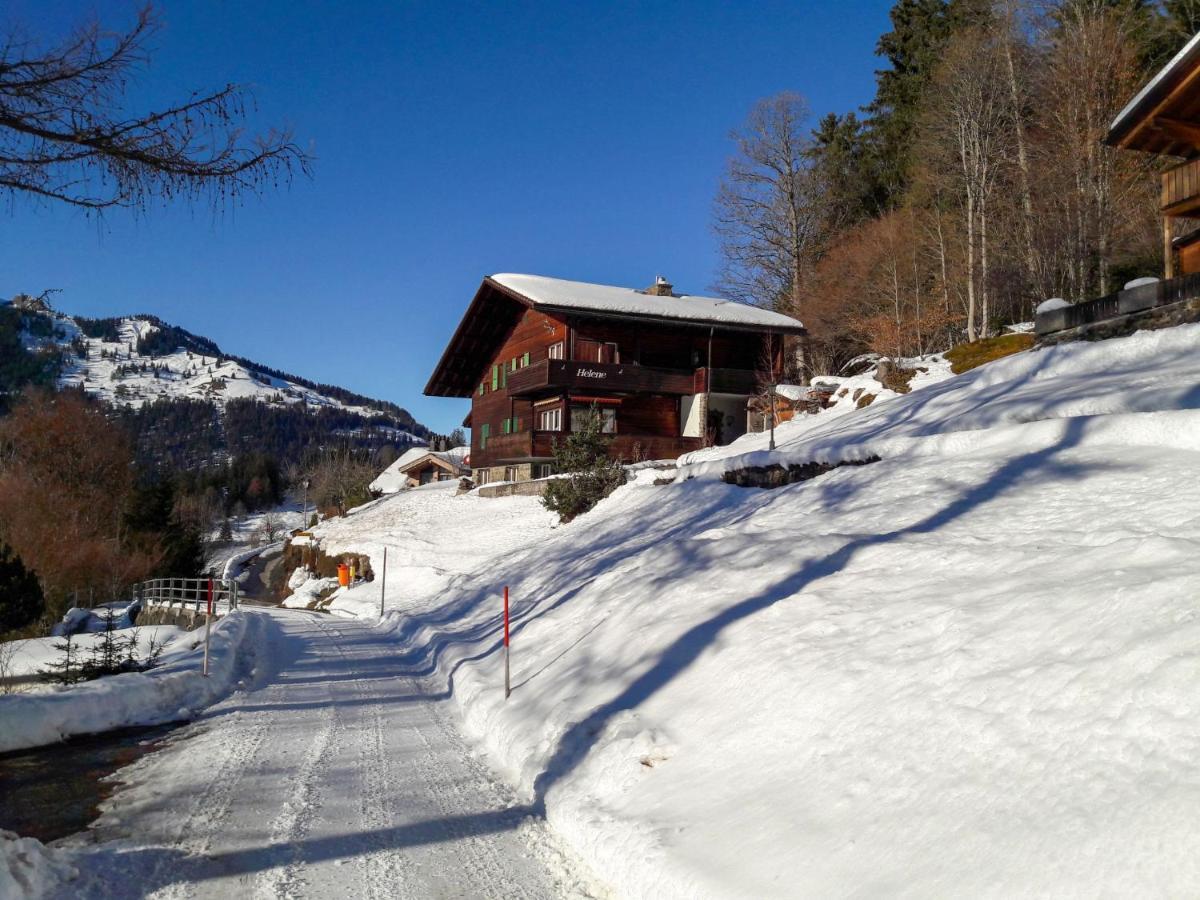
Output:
425,274,806,485
370,446,470,493
1107,31,1200,276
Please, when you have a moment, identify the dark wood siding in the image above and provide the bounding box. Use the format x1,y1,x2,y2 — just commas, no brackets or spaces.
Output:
471,308,567,467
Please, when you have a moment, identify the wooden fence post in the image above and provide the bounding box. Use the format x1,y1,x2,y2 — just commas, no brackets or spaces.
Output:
379,547,388,619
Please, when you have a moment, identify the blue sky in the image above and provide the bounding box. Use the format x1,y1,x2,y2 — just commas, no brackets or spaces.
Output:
4,1,892,434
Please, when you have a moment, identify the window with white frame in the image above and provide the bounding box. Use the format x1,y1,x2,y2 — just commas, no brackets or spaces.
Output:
538,407,562,431
548,341,564,360
533,463,553,479
571,405,615,433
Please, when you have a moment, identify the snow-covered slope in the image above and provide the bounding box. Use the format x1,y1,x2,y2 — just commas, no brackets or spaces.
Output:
302,323,1200,897
17,307,422,439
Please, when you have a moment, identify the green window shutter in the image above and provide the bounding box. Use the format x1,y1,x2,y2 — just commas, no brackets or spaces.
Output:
481,423,489,448
501,365,507,388
491,365,498,390
503,419,510,435
478,382,484,396
522,351,530,367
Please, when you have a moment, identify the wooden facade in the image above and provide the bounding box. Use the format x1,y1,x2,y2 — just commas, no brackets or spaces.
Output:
425,276,806,480
1107,32,1200,276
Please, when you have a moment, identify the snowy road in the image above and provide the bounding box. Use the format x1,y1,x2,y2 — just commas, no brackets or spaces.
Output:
58,608,598,899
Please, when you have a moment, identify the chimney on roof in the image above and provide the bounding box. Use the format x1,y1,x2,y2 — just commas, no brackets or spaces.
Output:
645,275,675,296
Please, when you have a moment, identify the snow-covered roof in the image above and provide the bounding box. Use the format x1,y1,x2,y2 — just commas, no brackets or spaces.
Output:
490,273,805,332
370,446,470,494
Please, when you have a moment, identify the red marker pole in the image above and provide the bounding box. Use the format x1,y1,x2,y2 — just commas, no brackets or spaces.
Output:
504,585,511,700
203,577,213,677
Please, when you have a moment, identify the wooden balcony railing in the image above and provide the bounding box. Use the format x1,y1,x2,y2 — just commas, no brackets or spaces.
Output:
1162,157,1200,216
506,360,759,397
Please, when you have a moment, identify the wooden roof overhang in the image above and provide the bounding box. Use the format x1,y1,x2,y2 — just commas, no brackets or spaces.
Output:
1106,31,1200,157
399,454,465,475
424,279,532,397
425,276,807,398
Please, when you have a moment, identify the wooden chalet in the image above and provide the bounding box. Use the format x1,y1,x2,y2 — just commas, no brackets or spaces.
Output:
1107,31,1200,276
1038,30,1200,341
425,274,806,484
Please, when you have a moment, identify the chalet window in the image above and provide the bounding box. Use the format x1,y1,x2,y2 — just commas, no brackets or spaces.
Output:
571,405,615,434
504,466,520,481
538,407,562,431
522,351,531,367
533,463,553,479
480,423,490,448
477,469,490,485
502,417,520,434
598,342,618,364
548,341,564,360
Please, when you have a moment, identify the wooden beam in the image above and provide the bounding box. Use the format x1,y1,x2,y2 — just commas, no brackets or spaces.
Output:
1151,115,1200,151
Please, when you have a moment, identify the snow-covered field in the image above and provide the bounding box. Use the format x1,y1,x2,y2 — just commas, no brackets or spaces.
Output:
296,324,1200,897
0,612,257,753
3,625,191,685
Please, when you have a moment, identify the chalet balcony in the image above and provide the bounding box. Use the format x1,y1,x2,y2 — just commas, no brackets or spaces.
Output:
1162,157,1200,216
506,360,760,397
478,429,703,465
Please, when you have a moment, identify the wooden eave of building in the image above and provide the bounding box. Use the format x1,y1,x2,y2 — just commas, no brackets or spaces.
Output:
1106,31,1200,157
1174,226,1200,249
398,452,467,477
424,275,807,398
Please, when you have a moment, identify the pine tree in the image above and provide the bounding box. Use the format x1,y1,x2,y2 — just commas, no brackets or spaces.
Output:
0,543,44,634
541,406,626,523
40,632,83,685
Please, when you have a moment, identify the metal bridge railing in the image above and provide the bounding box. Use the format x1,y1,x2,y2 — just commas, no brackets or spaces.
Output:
133,576,238,677
134,576,239,614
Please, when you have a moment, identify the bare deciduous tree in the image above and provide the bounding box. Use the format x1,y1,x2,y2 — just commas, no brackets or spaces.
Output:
714,93,827,327
0,4,310,212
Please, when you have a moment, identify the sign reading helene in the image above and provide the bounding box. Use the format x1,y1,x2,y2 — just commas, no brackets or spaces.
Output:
575,366,608,380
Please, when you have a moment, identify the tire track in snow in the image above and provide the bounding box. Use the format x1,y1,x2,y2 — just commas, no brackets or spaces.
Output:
252,619,344,900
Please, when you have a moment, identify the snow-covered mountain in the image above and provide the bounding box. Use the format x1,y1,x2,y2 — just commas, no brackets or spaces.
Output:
7,301,431,469
17,306,420,432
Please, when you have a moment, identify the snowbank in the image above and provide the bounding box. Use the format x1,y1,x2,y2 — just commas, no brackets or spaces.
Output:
308,323,1200,897
0,831,76,898
680,323,1200,477
306,481,556,620
0,611,258,753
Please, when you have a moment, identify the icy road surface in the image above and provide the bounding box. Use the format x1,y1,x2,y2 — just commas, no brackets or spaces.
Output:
58,608,597,899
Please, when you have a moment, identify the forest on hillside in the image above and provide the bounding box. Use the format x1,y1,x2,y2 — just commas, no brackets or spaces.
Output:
715,0,1200,372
